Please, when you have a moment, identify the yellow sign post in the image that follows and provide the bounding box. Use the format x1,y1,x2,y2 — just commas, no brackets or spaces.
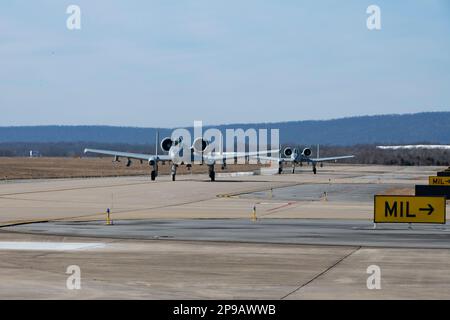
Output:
429,176,450,186
374,195,446,224
251,205,257,222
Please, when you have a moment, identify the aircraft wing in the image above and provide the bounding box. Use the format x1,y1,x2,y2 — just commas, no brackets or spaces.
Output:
205,150,279,161
254,155,287,162
84,148,171,161
308,155,354,162
254,155,355,163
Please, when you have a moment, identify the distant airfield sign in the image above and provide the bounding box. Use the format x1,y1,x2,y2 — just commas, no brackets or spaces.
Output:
429,176,450,186
374,195,446,224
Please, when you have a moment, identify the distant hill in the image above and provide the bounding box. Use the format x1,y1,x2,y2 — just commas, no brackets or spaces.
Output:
0,112,449,146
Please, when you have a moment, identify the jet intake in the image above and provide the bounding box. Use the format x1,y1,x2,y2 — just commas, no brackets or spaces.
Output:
160,137,173,152
283,147,293,157
192,137,210,154
302,148,312,157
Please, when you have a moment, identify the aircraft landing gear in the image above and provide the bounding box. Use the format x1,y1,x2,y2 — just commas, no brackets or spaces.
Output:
292,163,295,174
171,164,177,181
313,164,317,175
208,165,216,181
150,161,158,181
278,161,283,174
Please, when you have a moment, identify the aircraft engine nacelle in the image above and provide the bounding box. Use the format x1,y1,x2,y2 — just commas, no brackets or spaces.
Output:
283,147,293,157
148,157,157,166
302,148,312,157
192,137,210,154
160,137,173,152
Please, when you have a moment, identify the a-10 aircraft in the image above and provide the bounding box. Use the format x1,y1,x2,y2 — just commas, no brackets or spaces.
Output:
259,146,354,174
85,136,278,182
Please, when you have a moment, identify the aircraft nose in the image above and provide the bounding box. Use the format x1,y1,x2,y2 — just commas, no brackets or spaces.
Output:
169,146,183,163
169,147,177,158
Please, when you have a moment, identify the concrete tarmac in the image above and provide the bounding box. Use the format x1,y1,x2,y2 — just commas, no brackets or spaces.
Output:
0,231,450,299
0,165,441,226
1,164,450,299
6,218,450,249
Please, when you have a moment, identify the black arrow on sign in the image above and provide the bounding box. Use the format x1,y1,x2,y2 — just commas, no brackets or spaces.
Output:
419,204,434,215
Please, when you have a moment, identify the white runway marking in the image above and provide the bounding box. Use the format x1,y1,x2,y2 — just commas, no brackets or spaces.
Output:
0,242,106,251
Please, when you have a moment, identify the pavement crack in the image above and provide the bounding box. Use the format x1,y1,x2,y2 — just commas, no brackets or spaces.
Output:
280,246,361,300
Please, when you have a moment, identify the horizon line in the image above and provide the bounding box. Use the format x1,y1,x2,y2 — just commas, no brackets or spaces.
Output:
0,110,449,129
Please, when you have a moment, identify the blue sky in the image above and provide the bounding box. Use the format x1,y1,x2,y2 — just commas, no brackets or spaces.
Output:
0,0,449,127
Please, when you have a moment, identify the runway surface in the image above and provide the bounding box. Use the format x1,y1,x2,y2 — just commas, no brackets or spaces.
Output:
1,165,450,299
239,183,409,202
6,218,450,249
0,164,434,226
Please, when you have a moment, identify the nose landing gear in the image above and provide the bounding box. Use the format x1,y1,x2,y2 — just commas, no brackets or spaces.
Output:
208,165,216,181
171,164,178,181
150,162,158,181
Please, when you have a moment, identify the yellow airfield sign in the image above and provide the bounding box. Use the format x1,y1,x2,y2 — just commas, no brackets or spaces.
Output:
374,195,446,224
429,176,450,186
